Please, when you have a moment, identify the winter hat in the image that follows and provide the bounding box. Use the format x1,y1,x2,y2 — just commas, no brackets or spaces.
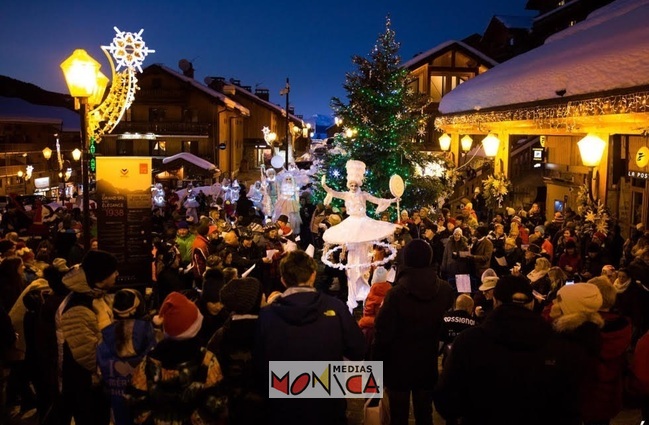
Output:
81,250,118,286
0,239,15,256
479,276,499,292
553,212,564,223
403,239,433,268
52,258,70,272
534,226,545,236
511,216,522,224
493,274,533,305
328,214,342,226
506,207,516,216
564,239,577,249
113,288,145,319
277,215,289,223
371,266,389,285
201,269,226,303
177,221,189,229
481,268,498,282
153,292,204,340
555,283,602,315
527,244,541,255
220,277,263,314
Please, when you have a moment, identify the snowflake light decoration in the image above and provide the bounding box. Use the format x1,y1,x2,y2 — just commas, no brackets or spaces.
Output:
104,27,155,73
332,169,341,178
417,127,427,137
395,112,402,120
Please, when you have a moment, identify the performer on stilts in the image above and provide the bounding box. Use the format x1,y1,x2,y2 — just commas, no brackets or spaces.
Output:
320,159,401,311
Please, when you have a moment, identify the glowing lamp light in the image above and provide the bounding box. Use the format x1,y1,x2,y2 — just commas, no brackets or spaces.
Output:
42,147,52,160
577,134,606,167
461,135,473,152
335,117,343,126
482,133,500,157
72,148,82,161
438,133,451,151
17,170,23,178
88,70,109,106
345,128,354,138
60,49,102,98
293,125,301,134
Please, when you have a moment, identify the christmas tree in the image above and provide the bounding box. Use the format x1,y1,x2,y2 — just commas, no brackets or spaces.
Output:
314,17,448,217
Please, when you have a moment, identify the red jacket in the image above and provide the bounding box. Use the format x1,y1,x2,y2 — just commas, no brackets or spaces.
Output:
632,330,649,395
358,282,391,329
190,235,210,278
581,311,632,422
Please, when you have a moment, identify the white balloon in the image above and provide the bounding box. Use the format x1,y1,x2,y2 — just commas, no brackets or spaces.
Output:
271,155,285,169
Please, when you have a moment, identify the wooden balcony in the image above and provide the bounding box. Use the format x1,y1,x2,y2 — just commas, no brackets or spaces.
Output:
114,121,211,136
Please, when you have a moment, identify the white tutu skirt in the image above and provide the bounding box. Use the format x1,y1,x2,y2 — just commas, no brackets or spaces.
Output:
323,215,397,245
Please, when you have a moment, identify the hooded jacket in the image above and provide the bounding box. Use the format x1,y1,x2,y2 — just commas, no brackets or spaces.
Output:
358,281,392,329
58,266,113,375
373,266,454,389
254,288,365,425
435,304,584,425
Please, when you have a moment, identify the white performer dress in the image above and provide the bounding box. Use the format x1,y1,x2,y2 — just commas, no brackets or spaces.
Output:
272,175,302,233
321,183,397,311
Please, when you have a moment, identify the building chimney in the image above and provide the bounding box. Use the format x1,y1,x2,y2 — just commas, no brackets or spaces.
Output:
205,76,226,91
255,88,269,101
242,85,252,92
288,106,295,115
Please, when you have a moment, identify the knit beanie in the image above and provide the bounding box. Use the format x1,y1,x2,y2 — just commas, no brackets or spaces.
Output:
113,288,145,319
153,292,204,340
201,269,226,303
52,258,70,272
371,266,389,285
403,239,433,268
81,250,118,286
220,277,263,314
0,239,15,255
556,283,603,315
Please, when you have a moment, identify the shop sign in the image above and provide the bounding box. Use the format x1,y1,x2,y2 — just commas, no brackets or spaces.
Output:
636,146,649,168
628,170,649,180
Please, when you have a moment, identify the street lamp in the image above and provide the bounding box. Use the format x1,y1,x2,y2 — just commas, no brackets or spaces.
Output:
61,27,154,252
461,135,473,152
42,147,52,160
578,133,606,201
482,133,500,158
61,49,105,252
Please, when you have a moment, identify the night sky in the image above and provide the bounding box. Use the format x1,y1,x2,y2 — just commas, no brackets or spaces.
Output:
0,0,533,120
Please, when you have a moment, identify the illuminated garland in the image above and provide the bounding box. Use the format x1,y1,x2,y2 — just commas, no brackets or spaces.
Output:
320,241,398,271
435,91,649,131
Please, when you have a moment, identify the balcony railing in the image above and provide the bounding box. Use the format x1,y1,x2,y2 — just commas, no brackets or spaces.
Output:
114,121,211,136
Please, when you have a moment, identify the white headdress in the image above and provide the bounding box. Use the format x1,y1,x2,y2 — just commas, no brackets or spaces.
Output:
346,160,366,186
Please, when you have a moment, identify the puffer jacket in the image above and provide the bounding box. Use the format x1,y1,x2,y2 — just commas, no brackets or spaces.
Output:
358,282,391,329
57,265,113,375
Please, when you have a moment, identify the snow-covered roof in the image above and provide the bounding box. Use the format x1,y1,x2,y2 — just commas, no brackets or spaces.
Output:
0,96,80,131
401,40,498,70
156,65,250,116
439,0,649,114
225,84,304,125
162,152,218,171
494,15,534,30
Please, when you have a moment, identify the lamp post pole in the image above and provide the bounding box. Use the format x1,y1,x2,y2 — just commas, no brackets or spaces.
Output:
283,78,290,168
79,100,91,252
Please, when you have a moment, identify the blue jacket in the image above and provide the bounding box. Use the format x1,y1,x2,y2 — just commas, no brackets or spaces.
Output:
97,319,156,425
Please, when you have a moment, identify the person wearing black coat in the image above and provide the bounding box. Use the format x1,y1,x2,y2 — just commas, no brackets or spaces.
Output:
435,275,585,425
374,239,454,425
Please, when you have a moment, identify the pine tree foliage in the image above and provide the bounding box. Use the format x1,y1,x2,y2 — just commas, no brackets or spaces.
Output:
313,17,447,217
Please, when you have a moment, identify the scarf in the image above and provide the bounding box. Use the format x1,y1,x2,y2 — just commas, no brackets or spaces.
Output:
613,277,631,293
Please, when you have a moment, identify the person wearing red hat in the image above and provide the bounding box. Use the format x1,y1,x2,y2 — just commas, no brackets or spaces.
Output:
126,292,226,424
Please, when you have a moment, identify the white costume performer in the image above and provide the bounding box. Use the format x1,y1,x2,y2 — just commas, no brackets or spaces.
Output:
152,183,166,208
321,159,398,311
272,174,302,234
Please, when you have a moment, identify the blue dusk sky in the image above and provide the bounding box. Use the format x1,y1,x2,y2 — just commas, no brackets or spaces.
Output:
0,0,533,120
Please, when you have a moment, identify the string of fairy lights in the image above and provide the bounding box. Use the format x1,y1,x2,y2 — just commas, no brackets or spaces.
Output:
434,91,649,132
